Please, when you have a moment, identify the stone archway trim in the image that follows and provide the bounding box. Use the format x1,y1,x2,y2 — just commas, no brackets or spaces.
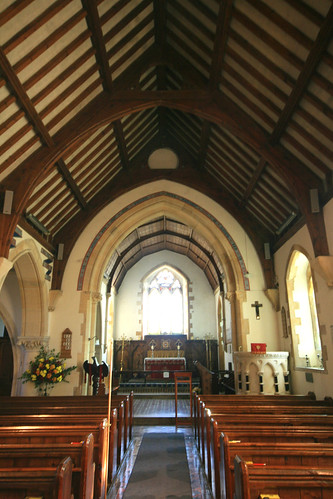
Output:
77,191,250,292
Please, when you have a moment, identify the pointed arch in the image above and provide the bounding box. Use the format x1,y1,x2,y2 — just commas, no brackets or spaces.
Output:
142,264,189,337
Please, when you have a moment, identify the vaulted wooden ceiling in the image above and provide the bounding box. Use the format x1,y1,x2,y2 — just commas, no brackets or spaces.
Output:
0,0,332,290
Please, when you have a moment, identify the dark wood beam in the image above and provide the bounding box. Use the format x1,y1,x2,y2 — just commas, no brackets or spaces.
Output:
270,3,333,143
81,0,113,91
56,159,87,210
0,46,87,213
240,158,267,207
51,163,274,291
113,120,130,169
209,0,233,89
153,0,167,49
198,121,211,169
0,47,52,147
0,88,328,262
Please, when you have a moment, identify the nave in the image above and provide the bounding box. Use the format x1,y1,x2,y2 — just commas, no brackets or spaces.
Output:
108,395,213,499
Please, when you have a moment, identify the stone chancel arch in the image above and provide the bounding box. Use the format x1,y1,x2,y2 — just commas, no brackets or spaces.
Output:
78,189,250,295
72,182,267,356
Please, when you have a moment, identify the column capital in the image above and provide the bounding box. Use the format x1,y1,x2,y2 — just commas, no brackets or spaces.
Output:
17,336,49,352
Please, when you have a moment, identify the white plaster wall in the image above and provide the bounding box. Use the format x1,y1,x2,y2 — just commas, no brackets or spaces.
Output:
242,289,280,352
114,250,217,340
274,198,333,398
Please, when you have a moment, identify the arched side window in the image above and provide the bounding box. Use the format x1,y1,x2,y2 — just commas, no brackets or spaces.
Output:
142,266,189,337
286,250,323,369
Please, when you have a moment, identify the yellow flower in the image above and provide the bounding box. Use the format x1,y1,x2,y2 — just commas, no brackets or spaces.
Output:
39,358,44,363
58,366,63,373
45,364,49,369
31,374,36,380
41,371,46,377
57,375,63,382
49,356,54,361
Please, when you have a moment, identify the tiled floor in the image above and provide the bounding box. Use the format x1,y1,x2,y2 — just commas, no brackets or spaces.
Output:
108,395,213,498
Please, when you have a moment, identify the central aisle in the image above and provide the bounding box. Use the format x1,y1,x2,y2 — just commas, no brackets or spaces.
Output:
123,432,192,498
108,395,213,498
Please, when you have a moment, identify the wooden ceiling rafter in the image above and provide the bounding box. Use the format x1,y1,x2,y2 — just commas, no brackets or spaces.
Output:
197,0,233,172
240,157,267,207
0,46,87,217
209,0,234,90
107,222,223,292
270,3,333,145
2,0,73,55
0,0,331,288
81,0,113,92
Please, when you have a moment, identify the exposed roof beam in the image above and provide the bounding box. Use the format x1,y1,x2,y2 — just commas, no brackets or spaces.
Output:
209,0,233,89
198,121,211,169
113,120,130,169
0,46,87,211
107,223,223,291
81,0,113,92
240,158,267,207
270,3,333,144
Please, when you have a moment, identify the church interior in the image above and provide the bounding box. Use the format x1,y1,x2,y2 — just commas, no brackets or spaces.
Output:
0,1,333,498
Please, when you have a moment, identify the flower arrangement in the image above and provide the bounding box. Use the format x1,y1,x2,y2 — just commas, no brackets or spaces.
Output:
20,345,76,395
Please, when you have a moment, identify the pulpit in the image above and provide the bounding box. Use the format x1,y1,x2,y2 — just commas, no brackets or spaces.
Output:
144,357,186,379
234,351,289,395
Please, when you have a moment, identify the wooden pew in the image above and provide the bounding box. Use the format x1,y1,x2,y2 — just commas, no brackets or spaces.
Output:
0,455,73,499
0,392,133,461
193,394,333,451
220,433,333,499
233,455,333,499
0,421,108,499
210,420,333,499
0,411,119,493
199,403,333,483
0,433,94,499
193,392,333,448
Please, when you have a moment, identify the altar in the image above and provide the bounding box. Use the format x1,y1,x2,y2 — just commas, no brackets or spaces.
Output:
144,357,186,379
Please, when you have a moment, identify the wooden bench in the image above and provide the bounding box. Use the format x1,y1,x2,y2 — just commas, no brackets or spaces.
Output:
234,455,333,499
0,456,73,499
210,420,333,499
0,408,124,468
0,420,108,499
0,393,133,462
220,433,333,499
193,392,332,446
193,393,333,445
200,404,333,479
0,433,94,499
